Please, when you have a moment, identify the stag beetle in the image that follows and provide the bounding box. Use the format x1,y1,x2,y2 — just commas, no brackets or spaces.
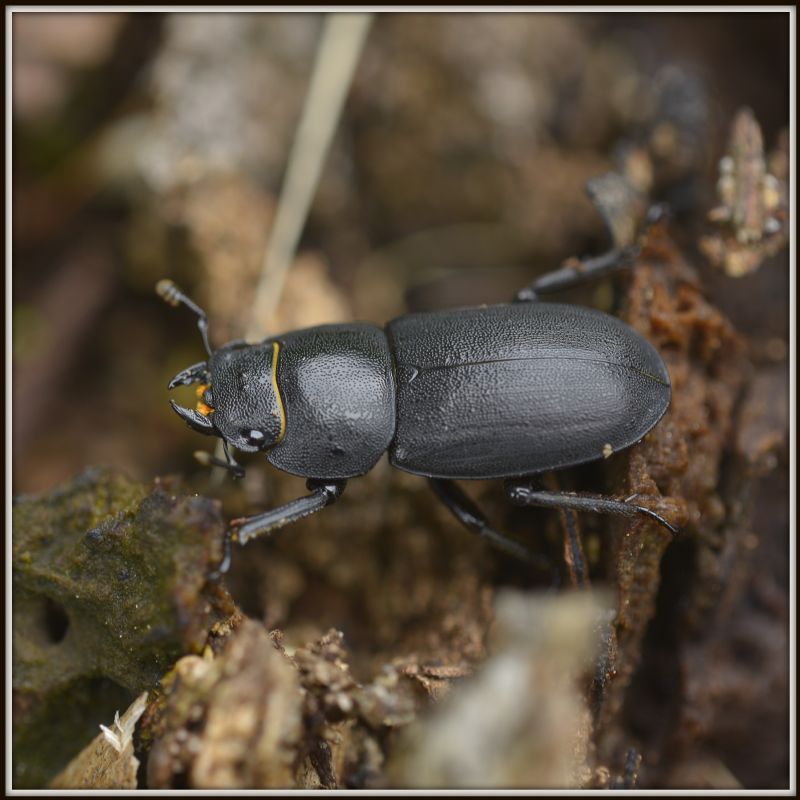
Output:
158,226,675,575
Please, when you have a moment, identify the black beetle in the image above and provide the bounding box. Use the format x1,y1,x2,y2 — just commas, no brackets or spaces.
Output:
158,234,675,574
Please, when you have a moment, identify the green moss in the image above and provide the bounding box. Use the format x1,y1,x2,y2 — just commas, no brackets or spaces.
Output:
12,467,234,788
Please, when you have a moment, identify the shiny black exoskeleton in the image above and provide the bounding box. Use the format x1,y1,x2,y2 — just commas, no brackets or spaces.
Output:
158,240,675,574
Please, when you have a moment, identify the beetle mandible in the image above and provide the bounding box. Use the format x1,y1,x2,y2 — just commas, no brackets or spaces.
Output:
158,228,675,575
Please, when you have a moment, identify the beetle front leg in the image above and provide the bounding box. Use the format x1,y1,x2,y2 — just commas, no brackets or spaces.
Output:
429,478,552,571
210,479,347,578
505,480,678,534
234,479,347,545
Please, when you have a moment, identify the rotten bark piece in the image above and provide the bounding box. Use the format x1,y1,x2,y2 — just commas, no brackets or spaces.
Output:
669,555,789,788
12,467,233,788
289,629,419,789
143,622,434,789
663,361,789,787
395,661,473,703
291,629,417,733
593,221,749,750
49,692,148,789
735,365,790,476
146,621,304,789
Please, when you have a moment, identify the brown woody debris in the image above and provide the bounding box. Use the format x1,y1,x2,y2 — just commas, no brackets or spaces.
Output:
594,218,750,756
146,621,303,789
49,692,149,789
143,621,447,789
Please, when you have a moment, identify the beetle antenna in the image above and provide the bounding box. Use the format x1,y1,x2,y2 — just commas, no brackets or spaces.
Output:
156,279,213,357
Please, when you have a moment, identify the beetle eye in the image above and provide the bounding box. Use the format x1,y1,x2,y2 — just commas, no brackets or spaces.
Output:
244,429,266,447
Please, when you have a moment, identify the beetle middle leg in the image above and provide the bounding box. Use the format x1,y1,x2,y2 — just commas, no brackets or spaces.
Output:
429,478,552,570
210,479,347,578
505,479,677,534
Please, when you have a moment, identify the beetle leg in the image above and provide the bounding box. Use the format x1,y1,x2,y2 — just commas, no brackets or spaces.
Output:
539,472,590,589
221,440,245,479
514,204,669,302
193,449,246,479
209,479,347,579
209,529,235,581
210,481,346,579
505,481,678,534
514,246,639,302
560,507,590,589
234,480,346,545
429,478,551,570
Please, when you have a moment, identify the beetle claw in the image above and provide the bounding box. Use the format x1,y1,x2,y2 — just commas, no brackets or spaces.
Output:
168,361,209,390
170,400,215,434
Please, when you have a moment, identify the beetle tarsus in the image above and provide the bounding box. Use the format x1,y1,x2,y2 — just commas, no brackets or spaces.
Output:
505,482,678,535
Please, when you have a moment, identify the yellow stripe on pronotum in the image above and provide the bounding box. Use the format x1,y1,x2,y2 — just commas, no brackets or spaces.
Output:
195,383,214,417
271,340,287,444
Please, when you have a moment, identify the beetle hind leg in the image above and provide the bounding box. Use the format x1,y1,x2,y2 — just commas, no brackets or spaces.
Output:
513,204,668,302
513,246,638,302
505,480,678,535
429,478,552,570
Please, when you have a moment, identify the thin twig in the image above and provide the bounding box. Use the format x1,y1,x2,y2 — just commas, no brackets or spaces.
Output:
212,13,373,485
245,12,374,341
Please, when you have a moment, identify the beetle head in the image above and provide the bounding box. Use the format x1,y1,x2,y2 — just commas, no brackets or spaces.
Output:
169,340,285,454
159,280,285,460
